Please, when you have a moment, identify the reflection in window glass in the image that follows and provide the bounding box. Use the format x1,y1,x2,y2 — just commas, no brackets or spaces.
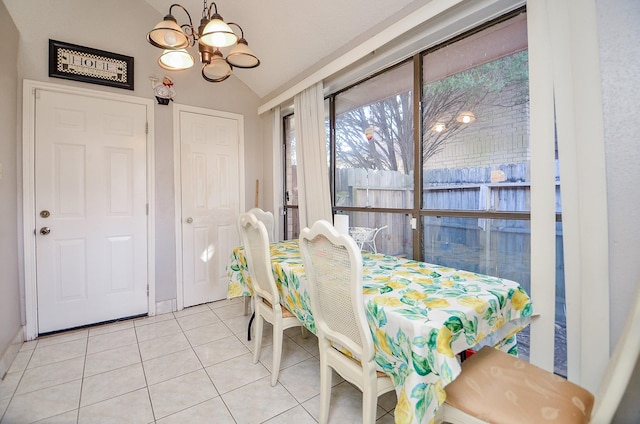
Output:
422,216,533,359
334,61,414,209
422,15,530,212
422,217,531,291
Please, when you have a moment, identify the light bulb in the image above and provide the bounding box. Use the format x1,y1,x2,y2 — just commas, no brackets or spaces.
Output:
456,111,475,124
211,33,227,47
159,49,194,70
164,32,177,46
433,123,446,132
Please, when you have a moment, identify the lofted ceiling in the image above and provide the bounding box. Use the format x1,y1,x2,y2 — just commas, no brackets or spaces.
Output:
144,0,424,99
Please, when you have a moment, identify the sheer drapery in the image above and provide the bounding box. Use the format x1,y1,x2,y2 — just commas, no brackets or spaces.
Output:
294,83,332,229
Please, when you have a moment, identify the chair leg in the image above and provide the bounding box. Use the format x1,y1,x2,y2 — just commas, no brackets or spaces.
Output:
362,386,378,424
271,321,283,386
253,313,263,364
318,361,333,424
243,296,251,315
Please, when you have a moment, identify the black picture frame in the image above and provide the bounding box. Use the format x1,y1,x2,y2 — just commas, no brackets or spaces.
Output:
49,40,134,90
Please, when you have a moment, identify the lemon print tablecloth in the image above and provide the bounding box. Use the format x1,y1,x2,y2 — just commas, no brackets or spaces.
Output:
227,240,533,424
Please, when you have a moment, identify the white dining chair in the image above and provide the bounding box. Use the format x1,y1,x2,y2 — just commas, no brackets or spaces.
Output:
238,212,304,386
440,283,640,424
238,208,276,317
300,220,394,424
248,207,275,242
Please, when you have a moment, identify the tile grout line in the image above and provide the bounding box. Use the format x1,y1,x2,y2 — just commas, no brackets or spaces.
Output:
197,305,240,423
1,339,39,423
75,332,89,423
3,299,356,424
134,314,157,424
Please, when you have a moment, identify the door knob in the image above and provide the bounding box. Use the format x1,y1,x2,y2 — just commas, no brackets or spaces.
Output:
186,217,193,224
40,227,51,235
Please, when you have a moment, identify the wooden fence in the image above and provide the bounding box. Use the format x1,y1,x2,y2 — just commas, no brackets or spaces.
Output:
335,163,564,310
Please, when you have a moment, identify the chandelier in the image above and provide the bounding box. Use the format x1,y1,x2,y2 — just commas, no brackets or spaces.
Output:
146,1,260,82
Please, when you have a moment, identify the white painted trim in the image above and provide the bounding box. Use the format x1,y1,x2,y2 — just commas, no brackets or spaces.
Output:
173,106,183,311
0,326,24,378
155,299,176,315
22,80,156,340
146,98,157,318
526,0,557,372
172,103,246,311
22,82,38,341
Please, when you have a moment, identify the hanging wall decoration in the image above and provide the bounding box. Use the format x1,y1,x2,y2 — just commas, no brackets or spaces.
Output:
49,40,134,90
150,76,176,105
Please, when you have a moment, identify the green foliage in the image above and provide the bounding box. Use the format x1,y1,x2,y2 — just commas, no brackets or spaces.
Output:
334,50,530,171
426,51,529,99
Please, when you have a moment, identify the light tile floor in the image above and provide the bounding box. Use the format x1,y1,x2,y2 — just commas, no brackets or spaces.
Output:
0,298,397,424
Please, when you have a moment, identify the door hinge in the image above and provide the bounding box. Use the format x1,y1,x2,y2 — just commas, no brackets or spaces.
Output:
145,122,149,134
146,203,149,216
147,285,149,296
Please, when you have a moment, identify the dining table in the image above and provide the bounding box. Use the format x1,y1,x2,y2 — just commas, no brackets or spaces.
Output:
226,240,533,424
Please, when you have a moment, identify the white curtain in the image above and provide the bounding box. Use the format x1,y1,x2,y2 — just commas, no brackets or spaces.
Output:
294,83,332,230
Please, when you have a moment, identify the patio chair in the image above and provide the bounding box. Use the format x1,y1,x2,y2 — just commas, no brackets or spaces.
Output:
300,220,394,424
349,225,387,253
440,283,640,423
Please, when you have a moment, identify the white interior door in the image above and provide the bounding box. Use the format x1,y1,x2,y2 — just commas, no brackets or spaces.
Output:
179,110,242,307
35,90,148,333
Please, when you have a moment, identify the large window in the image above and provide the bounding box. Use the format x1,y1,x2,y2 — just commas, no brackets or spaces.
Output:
419,12,537,360
283,9,567,375
333,61,415,258
283,114,300,240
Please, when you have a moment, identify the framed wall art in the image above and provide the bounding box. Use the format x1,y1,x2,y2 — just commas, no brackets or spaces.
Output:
49,40,134,90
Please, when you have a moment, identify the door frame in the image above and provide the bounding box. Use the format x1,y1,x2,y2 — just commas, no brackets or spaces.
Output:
173,103,245,311
22,80,156,340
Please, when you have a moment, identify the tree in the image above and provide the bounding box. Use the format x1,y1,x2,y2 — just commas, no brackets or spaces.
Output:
335,93,413,173
334,51,529,173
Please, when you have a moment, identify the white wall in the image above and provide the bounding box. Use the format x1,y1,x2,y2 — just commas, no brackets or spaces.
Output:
0,0,21,378
597,0,640,421
597,0,640,343
1,0,262,311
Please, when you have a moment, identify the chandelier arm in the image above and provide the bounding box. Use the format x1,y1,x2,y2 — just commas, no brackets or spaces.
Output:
168,4,194,26
181,24,197,44
168,4,196,46
206,2,218,20
227,22,244,39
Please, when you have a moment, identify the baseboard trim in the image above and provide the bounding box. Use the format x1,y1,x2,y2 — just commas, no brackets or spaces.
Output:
0,327,24,380
156,299,176,315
